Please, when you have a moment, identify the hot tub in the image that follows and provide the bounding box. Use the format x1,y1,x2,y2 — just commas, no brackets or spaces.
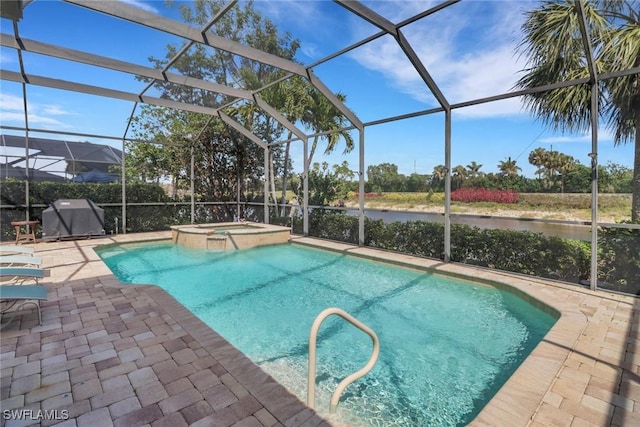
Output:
170,222,291,250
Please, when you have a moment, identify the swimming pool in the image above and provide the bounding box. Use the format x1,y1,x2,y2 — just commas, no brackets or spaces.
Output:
98,242,556,426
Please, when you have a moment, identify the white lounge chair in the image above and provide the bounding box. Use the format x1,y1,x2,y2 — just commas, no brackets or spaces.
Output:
0,285,47,326
0,255,43,267
0,266,47,327
0,246,35,255
0,267,45,285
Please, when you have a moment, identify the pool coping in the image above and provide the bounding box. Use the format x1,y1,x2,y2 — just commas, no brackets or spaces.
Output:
1,232,638,426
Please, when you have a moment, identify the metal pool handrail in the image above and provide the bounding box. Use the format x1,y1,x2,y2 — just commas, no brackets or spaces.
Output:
307,307,380,414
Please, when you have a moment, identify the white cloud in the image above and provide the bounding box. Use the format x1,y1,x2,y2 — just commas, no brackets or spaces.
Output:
0,51,17,65
118,0,159,15
540,135,590,144
348,1,533,119
0,93,75,127
41,104,75,116
256,0,319,23
540,129,615,144
0,93,25,112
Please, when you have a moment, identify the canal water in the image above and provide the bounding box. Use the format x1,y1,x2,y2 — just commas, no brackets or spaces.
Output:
348,208,593,241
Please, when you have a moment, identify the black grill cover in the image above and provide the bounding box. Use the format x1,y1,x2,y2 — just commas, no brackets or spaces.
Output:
42,199,104,239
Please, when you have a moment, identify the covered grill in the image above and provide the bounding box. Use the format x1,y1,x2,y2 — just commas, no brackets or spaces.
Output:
42,199,104,240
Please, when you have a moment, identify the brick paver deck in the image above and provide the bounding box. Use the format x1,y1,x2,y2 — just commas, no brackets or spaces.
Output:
0,232,638,426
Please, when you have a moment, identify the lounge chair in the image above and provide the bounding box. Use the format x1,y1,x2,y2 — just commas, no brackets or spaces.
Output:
0,267,45,285
0,246,35,255
0,255,43,267
0,285,47,326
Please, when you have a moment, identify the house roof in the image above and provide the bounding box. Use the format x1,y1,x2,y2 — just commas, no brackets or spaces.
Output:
1,134,122,167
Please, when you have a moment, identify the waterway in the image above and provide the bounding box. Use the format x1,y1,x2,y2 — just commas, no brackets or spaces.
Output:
348,208,593,241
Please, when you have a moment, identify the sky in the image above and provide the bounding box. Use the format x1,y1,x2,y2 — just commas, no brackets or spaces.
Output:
0,0,635,179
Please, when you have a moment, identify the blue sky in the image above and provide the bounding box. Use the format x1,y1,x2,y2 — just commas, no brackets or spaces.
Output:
0,0,634,179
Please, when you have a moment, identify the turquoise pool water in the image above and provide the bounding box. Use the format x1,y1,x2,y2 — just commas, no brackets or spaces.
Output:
98,242,556,426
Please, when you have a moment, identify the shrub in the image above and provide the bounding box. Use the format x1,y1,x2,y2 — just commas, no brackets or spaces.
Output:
0,181,179,240
451,188,519,203
598,225,640,295
306,213,593,284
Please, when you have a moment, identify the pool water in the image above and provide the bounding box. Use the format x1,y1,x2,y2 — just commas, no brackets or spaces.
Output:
98,242,556,426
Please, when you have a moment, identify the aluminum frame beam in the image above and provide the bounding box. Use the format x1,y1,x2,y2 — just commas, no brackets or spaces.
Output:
307,71,363,130
0,69,221,116
0,33,254,102
218,111,267,149
576,0,600,292
64,0,308,77
334,0,397,37
137,0,239,97
253,94,307,142
335,0,450,110
9,0,362,157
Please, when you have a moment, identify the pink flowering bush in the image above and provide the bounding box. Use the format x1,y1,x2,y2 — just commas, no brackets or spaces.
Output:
354,192,382,199
451,188,519,204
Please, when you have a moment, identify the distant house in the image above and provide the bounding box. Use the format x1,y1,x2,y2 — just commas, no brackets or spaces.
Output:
1,134,123,183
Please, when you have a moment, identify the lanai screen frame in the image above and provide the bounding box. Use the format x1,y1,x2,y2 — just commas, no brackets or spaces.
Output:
1,0,638,292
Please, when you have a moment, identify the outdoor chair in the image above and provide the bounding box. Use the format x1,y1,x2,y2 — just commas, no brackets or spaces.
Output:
0,266,45,285
0,266,47,327
0,255,43,267
0,285,47,327
0,246,35,256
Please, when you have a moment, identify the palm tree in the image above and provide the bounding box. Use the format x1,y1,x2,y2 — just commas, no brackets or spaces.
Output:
516,0,640,221
430,164,446,189
498,157,522,177
466,161,484,178
262,76,312,214
556,152,577,193
545,149,562,189
528,147,548,180
452,165,467,190
303,90,354,168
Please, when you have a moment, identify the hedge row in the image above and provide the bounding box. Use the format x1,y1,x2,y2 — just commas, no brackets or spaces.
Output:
0,181,236,240
297,211,638,295
3,181,636,294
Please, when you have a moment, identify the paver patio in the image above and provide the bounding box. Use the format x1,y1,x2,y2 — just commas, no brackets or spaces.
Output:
0,232,638,426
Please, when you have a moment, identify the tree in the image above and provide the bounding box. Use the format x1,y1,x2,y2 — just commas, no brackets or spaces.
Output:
564,163,592,192
367,162,404,192
466,161,484,178
131,0,300,218
452,165,467,190
261,76,312,213
604,161,633,192
123,141,171,185
528,147,547,180
555,152,578,193
516,0,640,221
406,173,429,192
297,161,352,206
498,157,522,177
303,90,354,168
430,164,446,190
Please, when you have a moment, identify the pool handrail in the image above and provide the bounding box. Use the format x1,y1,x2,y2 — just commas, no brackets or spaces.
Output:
307,307,380,414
